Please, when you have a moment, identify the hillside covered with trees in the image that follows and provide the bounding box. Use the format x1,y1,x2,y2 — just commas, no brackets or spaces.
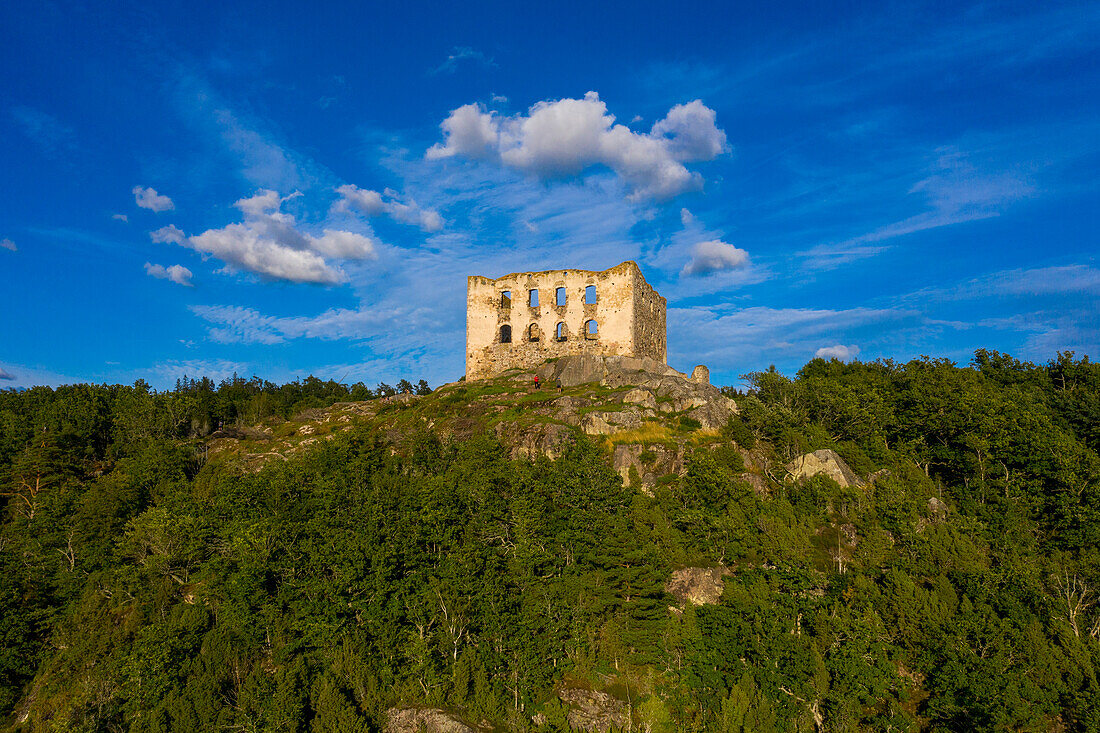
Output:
2,351,1100,732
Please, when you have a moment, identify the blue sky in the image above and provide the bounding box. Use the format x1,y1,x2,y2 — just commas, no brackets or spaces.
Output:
1,1,1098,389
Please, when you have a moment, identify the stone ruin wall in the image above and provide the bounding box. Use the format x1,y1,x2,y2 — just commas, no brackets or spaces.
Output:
632,271,667,364
466,261,666,380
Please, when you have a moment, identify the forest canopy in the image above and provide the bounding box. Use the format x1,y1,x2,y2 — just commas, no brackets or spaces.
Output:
2,351,1099,732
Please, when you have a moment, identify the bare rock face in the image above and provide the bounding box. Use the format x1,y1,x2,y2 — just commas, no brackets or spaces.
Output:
582,408,646,436
557,689,629,732
621,387,657,410
538,355,738,431
740,472,769,497
502,422,576,460
666,566,732,606
786,449,864,489
612,443,687,490
385,707,487,733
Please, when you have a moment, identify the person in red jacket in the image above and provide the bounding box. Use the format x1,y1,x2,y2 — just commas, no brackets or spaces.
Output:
533,375,540,390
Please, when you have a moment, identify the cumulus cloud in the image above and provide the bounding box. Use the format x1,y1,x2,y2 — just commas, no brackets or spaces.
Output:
153,190,377,285
150,224,187,245
133,186,175,212
144,262,194,286
426,92,728,200
815,344,861,361
1,238,15,252
680,208,695,226
681,240,750,276
333,184,443,231
0,367,14,380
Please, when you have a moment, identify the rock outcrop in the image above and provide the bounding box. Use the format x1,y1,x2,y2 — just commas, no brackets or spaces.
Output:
557,689,629,732
385,707,488,733
612,443,687,490
666,566,732,606
536,355,738,431
786,449,863,489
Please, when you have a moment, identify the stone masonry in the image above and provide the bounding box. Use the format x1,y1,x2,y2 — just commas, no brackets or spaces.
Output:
465,261,666,380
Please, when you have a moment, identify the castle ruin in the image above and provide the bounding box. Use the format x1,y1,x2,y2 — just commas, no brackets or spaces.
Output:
465,261,667,380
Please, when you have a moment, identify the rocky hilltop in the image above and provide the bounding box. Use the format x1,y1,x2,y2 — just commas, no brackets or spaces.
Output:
205,355,753,491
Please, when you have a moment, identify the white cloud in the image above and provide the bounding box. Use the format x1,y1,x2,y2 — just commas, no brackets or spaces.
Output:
815,344,861,361
681,240,750,276
0,367,14,380
333,184,443,231
680,208,695,226
426,92,728,200
150,224,187,245
144,262,194,287
133,186,175,212
1,238,15,252
112,213,128,223
152,190,378,285
650,100,728,161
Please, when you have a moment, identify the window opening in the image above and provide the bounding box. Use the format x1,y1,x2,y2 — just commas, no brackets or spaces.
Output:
528,323,540,342
586,320,598,339
528,289,539,307
501,291,511,308
556,322,567,341
500,325,512,343
585,285,597,304
556,287,567,306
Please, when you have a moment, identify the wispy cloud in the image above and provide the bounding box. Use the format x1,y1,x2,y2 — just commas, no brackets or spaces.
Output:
667,304,913,373
431,46,496,75
910,264,1100,302
11,106,77,159
1,238,16,252
801,147,1034,269
151,358,250,384
0,367,15,381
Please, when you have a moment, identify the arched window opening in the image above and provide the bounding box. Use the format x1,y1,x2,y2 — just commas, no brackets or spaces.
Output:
500,325,512,343
556,322,567,342
585,319,598,339
528,323,541,342
585,285,597,304
501,291,512,308
528,289,539,307
556,287,567,306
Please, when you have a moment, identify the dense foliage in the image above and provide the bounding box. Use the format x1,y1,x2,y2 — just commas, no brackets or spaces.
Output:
2,351,1099,731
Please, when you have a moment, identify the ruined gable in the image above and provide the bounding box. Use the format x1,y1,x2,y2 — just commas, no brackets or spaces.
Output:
465,261,666,380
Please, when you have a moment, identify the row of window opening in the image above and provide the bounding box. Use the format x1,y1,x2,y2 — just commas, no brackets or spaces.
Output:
499,320,598,343
501,286,597,309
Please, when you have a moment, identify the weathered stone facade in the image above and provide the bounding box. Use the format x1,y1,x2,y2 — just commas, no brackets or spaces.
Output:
465,261,666,380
